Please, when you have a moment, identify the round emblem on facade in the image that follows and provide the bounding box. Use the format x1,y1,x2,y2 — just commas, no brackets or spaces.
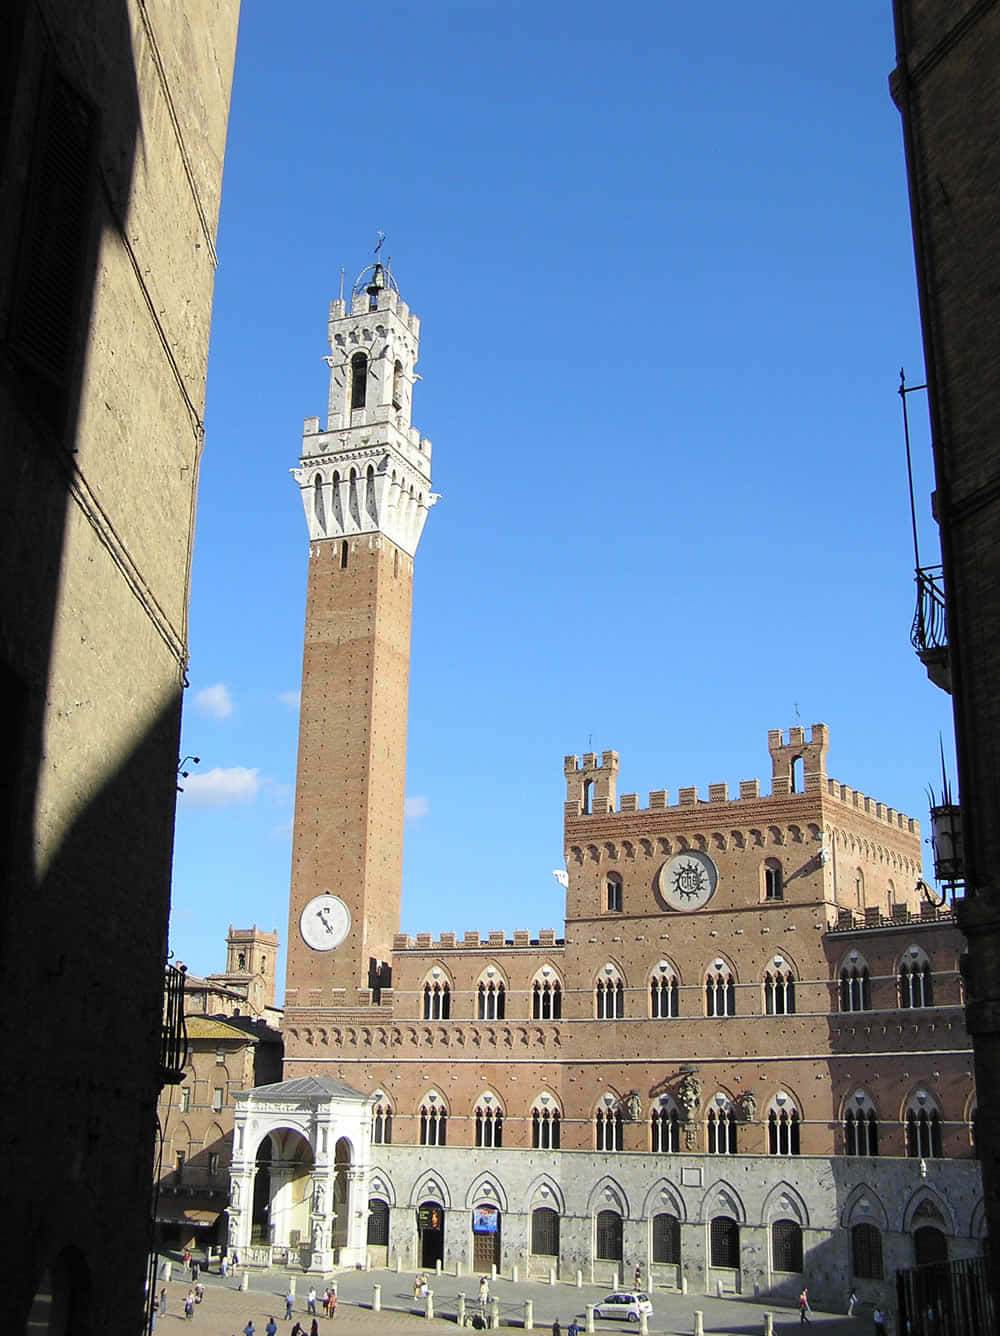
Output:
657,850,718,912
300,893,351,950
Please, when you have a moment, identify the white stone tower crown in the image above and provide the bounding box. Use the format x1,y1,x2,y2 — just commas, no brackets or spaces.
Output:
293,262,436,556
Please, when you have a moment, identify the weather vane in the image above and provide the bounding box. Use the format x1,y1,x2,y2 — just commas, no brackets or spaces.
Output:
374,230,385,258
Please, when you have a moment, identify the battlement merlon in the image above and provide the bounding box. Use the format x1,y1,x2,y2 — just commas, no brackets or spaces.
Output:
329,287,420,337
564,750,619,814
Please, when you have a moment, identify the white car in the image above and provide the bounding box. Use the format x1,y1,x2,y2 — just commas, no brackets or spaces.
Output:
593,1293,653,1323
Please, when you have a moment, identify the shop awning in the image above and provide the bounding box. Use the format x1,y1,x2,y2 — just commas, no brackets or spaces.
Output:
154,1206,222,1227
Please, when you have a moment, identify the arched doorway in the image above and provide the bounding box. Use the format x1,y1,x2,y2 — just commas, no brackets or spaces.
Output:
251,1129,314,1252
332,1138,352,1257
251,1136,272,1243
473,1204,501,1271
914,1225,948,1267
417,1201,445,1269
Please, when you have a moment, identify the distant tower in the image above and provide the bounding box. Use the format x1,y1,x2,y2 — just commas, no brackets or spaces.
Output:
205,924,279,1015
284,258,434,1016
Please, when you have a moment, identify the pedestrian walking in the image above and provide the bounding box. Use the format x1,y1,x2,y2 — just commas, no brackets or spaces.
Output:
285,1290,294,1320
243,1322,255,1336
193,1284,203,1305
191,1262,199,1284
329,1292,337,1321
307,1288,317,1317
291,1323,303,1336
567,1322,580,1336
266,1315,278,1336
799,1289,810,1324
479,1276,489,1308
552,1321,561,1336
159,1289,166,1317
151,1295,158,1332
634,1265,641,1289
221,1255,228,1278
873,1308,886,1336
310,1320,319,1336
848,1289,858,1317
184,1291,195,1320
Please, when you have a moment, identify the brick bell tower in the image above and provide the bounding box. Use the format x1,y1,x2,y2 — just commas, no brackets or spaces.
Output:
284,256,434,1023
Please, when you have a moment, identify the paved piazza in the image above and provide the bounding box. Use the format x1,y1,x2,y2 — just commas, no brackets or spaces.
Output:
153,1263,869,1336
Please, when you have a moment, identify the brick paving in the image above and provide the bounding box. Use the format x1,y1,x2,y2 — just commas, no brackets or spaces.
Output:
152,1263,874,1336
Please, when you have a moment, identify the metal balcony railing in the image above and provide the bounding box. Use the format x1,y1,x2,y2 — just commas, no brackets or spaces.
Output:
911,564,947,654
161,962,188,1086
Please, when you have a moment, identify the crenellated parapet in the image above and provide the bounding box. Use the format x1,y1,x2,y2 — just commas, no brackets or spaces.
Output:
392,928,563,952
564,724,917,837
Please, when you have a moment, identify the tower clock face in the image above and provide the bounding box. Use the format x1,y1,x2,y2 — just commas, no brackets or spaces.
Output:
657,850,718,912
300,894,351,950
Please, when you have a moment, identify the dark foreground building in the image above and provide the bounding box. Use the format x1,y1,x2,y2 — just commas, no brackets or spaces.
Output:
0,3,239,1331
891,0,1000,1326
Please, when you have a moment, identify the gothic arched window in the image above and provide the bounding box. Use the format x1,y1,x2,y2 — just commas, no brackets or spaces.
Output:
839,955,872,1011
477,977,506,1020
350,352,368,410
899,947,934,1007
650,964,679,1018
843,1093,879,1156
531,1100,561,1149
532,975,562,1019
423,978,450,1020
905,1094,943,1158
419,1099,447,1146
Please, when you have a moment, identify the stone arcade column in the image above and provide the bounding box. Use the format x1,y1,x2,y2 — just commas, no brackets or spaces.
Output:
338,1165,371,1268
226,1155,256,1254
308,1169,336,1273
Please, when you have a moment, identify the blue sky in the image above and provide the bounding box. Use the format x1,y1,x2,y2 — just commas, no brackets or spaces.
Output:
169,2,954,987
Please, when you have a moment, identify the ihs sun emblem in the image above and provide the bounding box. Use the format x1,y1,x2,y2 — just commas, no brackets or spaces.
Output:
672,859,708,902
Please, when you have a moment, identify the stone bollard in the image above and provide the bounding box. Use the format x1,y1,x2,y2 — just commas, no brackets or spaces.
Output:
372,1285,381,1313
716,1280,723,1299
613,1269,620,1291
163,1261,172,1283
680,1277,687,1296
576,1270,583,1289
457,1294,466,1327
585,1305,595,1333
437,1259,443,1274
426,1291,434,1321
491,1264,497,1281
549,1266,556,1286
240,1272,249,1292
396,1255,402,1273
512,1264,519,1284
490,1297,500,1330
693,1311,703,1336
764,1314,774,1336
366,1254,372,1272
524,1300,533,1330
288,1276,297,1295
639,1313,647,1336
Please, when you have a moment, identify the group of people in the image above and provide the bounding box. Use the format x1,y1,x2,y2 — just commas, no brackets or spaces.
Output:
412,1275,430,1300
282,1285,337,1321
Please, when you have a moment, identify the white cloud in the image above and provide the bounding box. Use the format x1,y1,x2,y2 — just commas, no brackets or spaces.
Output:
180,766,259,807
278,690,300,710
194,683,233,719
404,795,429,821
